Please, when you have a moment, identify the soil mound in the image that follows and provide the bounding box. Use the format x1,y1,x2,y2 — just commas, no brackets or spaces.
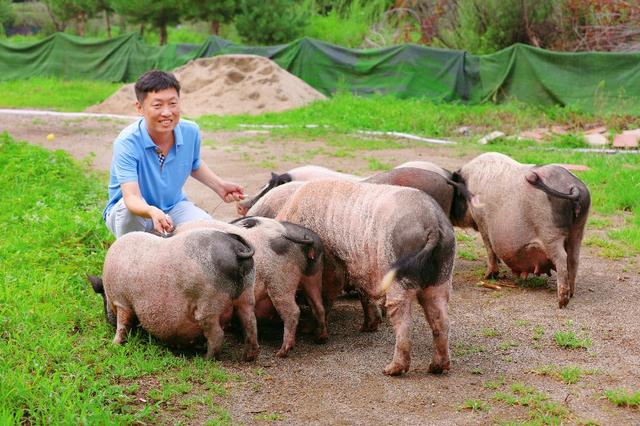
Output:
86,55,326,117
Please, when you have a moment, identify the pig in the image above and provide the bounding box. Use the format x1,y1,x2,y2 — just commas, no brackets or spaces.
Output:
395,160,452,179
176,217,326,357
276,179,456,376
364,167,456,217
451,152,591,308
88,229,259,361
238,165,361,215
246,181,306,218
248,169,469,319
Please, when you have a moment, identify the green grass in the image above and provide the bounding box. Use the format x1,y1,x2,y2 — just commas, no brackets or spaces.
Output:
554,331,592,349
533,364,594,384
493,382,572,425
460,399,490,412
0,133,232,423
603,388,640,408
0,77,122,112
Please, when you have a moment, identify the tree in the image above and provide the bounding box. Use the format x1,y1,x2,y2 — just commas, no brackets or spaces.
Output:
0,0,15,36
43,0,99,35
236,0,308,45
95,0,115,38
181,0,237,36
111,0,182,45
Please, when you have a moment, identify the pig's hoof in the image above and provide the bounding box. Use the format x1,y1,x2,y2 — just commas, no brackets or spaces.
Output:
243,347,259,362
484,270,500,279
360,321,380,333
428,361,450,374
314,332,328,344
204,351,221,361
276,348,291,358
558,297,570,309
383,362,408,376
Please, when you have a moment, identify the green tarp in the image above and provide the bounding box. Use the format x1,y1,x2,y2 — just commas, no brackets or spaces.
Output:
1,32,638,113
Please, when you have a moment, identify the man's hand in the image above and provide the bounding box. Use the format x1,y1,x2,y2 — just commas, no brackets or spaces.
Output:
218,180,245,203
149,207,174,235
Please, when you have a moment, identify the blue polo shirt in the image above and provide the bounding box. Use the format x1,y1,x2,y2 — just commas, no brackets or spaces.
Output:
103,118,202,220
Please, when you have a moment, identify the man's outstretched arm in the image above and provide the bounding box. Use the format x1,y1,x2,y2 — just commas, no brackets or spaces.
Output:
191,161,245,202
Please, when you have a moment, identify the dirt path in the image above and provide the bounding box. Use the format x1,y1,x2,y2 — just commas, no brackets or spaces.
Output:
3,111,639,425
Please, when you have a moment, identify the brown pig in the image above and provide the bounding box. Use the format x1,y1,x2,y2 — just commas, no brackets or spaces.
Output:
89,229,259,361
276,180,456,376
451,152,591,308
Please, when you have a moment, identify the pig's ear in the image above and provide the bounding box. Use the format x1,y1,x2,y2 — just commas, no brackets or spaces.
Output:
271,172,278,179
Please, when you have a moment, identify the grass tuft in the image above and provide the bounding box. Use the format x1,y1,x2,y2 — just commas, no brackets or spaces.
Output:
603,389,640,408
554,331,592,349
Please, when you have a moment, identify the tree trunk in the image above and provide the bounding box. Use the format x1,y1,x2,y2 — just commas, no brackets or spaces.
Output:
105,11,112,38
210,20,221,35
160,24,168,45
140,23,145,36
76,11,87,37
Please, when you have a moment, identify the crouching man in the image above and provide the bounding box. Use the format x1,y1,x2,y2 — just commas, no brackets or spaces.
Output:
103,70,244,238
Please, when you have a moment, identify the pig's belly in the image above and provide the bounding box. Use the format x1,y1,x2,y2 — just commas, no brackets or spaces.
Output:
499,243,554,275
141,314,204,347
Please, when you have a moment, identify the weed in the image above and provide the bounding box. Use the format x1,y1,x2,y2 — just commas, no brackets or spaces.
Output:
458,249,479,261
481,328,499,338
554,331,592,349
516,276,548,289
453,343,487,358
493,382,572,424
460,399,490,412
532,325,545,341
498,341,519,351
603,388,640,408
484,377,505,390
533,364,592,384
470,367,484,375
515,320,531,327
254,412,285,421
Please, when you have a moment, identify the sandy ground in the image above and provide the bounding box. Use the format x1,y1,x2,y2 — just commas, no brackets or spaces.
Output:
3,111,639,425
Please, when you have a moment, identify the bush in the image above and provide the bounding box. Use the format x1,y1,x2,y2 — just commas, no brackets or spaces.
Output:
236,0,309,45
438,0,557,54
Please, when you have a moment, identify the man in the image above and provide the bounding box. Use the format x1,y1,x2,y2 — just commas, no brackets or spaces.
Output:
103,70,243,238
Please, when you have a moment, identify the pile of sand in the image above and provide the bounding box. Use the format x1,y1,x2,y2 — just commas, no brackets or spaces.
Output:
86,55,326,117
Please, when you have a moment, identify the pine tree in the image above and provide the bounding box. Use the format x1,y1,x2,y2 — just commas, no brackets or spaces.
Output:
236,0,308,45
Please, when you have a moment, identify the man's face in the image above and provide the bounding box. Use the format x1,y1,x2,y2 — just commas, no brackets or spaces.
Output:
136,88,180,137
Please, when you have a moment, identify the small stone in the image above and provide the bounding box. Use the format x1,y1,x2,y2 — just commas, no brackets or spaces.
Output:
584,126,607,135
456,126,471,136
478,131,505,145
613,133,639,149
584,133,608,147
518,128,549,141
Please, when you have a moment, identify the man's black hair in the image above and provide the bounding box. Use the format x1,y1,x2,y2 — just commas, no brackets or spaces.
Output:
134,70,181,102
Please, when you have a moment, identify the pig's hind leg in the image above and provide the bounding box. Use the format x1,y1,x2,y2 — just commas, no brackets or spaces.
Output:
417,281,451,374
544,238,570,308
383,284,417,376
268,284,300,357
300,269,328,343
200,315,224,360
479,232,500,279
234,288,260,361
113,305,135,345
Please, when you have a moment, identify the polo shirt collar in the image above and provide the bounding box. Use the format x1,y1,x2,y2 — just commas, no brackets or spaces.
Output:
139,118,183,149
